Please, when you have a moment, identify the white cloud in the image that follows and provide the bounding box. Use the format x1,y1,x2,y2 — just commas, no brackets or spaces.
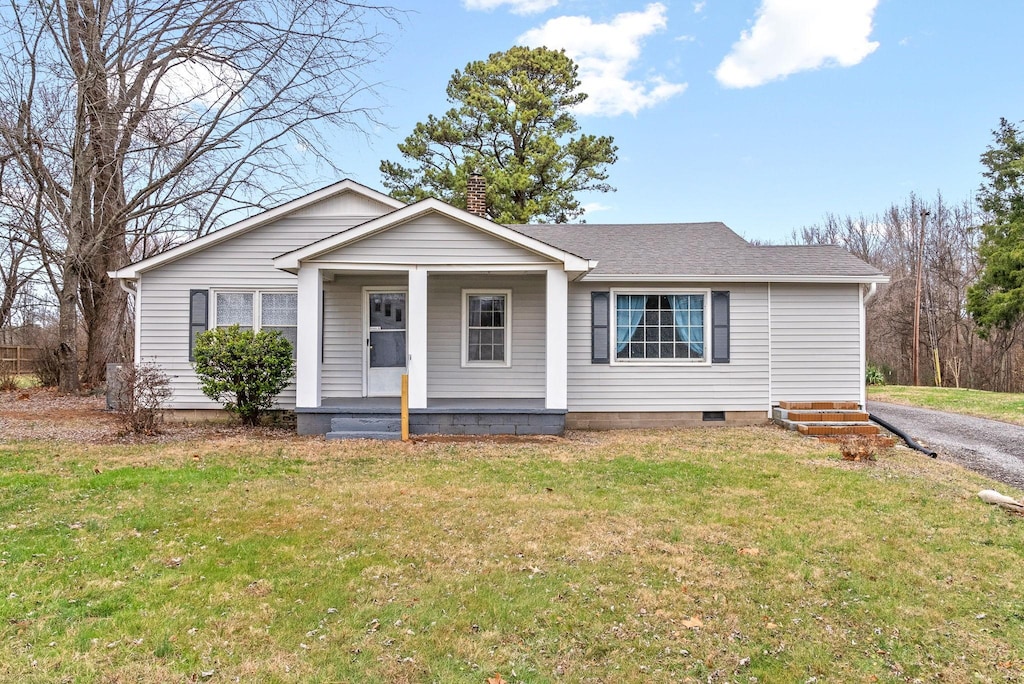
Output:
463,0,558,15
582,201,611,215
715,0,880,89
693,1,706,13
518,3,687,117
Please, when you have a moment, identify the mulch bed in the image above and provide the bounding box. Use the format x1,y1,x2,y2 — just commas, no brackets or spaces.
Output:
0,387,299,444
0,388,561,445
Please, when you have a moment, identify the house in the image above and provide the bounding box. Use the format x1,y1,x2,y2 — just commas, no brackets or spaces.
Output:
109,178,888,437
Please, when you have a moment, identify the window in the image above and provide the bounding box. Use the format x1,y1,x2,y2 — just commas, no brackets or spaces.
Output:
462,290,511,366
214,290,298,354
613,291,707,363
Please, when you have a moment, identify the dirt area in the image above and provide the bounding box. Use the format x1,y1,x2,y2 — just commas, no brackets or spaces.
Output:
0,388,567,445
0,387,115,441
0,387,299,444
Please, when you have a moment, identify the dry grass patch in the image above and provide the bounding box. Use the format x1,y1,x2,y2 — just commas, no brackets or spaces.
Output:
2,427,1023,682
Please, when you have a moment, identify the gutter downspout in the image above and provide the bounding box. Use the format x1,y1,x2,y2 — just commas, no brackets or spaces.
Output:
863,281,877,304
116,277,137,296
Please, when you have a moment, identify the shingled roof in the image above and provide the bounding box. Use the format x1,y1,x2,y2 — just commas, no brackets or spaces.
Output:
510,222,886,281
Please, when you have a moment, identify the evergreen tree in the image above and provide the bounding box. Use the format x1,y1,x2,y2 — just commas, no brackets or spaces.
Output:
967,118,1024,335
380,46,617,224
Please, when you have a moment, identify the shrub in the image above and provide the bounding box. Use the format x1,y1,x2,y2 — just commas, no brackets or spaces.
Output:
865,364,886,386
35,346,62,387
0,360,17,391
192,325,295,426
113,363,173,434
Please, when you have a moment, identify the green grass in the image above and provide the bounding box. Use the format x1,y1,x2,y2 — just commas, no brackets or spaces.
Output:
0,373,38,390
869,385,1024,426
1,429,1023,682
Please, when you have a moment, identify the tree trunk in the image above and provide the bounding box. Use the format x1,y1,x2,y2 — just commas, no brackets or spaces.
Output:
56,264,81,394
84,273,128,384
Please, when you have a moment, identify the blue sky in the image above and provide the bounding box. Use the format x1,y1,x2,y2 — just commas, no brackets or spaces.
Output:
330,1,1024,242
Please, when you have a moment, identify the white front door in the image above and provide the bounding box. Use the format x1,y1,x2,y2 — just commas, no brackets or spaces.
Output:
365,290,407,396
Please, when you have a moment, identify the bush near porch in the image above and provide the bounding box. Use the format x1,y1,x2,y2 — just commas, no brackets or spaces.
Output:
1,426,1022,682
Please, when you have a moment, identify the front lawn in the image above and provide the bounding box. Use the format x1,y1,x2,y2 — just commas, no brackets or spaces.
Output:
1,428,1022,682
869,385,1024,426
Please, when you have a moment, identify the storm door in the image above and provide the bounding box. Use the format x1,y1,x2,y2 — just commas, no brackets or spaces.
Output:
365,290,407,396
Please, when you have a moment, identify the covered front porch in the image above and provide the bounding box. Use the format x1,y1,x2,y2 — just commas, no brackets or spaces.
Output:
295,396,564,438
290,265,573,436
271,198,594,437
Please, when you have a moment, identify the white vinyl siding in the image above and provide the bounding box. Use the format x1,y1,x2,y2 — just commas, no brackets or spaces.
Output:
309,215,556,266
137,214,381,409
567,282,770,412
318,274,545,400
428,275,545,399
770,283,862,403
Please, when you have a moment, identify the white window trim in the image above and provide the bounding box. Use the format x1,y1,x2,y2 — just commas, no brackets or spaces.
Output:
609,287,712,366
211,288,298,334
461,288,512,368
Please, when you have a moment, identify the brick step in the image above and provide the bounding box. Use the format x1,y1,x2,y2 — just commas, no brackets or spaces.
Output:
796,422,881,437
817,435,897,448
777,400,861,411
774,409,870,423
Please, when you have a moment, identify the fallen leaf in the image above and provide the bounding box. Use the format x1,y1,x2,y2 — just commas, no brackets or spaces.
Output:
738,548,760,556
486,673,506,684
766,622,778,629
681,616,703,629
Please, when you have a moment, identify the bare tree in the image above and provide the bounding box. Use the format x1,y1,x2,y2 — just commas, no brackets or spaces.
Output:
0,0,398,392
0,212,42,338
787,192,1024,393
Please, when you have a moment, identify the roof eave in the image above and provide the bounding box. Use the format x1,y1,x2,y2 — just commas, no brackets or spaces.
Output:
273,199,594,272
581,273,890,284
109,180,405,279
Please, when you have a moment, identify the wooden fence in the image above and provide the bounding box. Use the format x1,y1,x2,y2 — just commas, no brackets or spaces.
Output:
0,345,42,374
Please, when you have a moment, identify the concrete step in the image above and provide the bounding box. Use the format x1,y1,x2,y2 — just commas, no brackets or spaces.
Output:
326,430,402,441
330,415,401,433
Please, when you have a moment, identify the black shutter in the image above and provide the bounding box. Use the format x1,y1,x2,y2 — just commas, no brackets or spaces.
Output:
591,291,610,364
189,289,209,361
711,291,730,364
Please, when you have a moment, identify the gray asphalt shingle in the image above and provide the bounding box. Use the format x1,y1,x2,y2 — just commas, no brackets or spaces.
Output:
510,222,884,278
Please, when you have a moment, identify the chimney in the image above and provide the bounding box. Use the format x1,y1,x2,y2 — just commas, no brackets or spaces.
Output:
466,171,487,218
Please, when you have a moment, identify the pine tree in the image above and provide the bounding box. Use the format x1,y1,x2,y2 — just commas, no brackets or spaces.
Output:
967,118,1024,335
380,47,617,224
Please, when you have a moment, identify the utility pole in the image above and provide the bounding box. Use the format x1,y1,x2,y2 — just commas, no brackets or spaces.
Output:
912,208,929,386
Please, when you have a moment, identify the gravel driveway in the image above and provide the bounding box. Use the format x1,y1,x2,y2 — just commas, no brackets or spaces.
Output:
868,401,1024,490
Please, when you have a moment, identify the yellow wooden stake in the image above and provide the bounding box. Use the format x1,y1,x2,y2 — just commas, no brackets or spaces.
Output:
401,373,410,441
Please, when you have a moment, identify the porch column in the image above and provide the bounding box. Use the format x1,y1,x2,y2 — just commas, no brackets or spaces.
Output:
295,264,323,408
545,267,568,410
407,267,428,408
